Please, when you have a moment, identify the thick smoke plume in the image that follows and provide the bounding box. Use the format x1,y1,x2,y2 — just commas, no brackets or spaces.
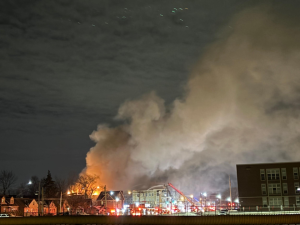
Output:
83,4,300,194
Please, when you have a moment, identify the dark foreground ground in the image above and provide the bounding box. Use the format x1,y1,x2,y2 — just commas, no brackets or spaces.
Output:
0,215,300,225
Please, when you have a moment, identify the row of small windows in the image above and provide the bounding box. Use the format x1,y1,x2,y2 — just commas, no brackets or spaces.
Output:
261,183,300,195
135,190,166,197
260,167,300,181
136,193,155,197
262,197,300,207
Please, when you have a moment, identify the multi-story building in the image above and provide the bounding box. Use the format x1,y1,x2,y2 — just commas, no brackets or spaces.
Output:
132,188,168,208
237,162,300,209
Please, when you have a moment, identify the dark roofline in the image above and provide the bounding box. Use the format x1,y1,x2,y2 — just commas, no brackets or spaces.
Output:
236,161,300,166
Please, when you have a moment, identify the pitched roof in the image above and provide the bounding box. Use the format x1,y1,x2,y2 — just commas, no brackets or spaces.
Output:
0,196,19,206
97,191,124,201
14,198,33,208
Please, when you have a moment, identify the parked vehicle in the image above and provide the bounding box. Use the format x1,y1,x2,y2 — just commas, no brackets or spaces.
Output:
218,209,228,215
0,214,9,217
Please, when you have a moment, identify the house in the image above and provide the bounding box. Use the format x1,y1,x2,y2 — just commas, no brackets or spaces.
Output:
51,199,69,214
13,198,65,216
66,195,92,215
96,191,124,214
16,198,39,216
86,205,105,215
237,162,300,210
42,200,57,215
0,196,19,215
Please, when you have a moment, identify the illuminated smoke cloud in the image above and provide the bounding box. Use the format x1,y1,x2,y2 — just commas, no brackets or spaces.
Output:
83,4,300,193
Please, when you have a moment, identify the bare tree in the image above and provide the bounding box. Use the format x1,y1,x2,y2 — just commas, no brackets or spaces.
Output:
16,182,30,197
0,170,17,195
76,174,99,198
55,176,68,195
67,172,78,192
66,195,84,214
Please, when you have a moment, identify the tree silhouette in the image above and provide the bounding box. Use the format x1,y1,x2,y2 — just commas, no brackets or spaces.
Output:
0,170,17,195
42,170,58,198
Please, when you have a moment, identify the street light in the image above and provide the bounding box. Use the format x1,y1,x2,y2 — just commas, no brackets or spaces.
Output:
216,194,221,210
28,180,32,185
203,192,207,197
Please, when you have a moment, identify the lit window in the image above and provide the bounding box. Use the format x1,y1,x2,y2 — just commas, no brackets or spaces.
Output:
267,169,280,180
262,197,268,207
260,169,265,181
294,182,299,194
269,197,282,206
268,183,281,194
281,168,287,180
283,183,288,194
296,197,300,205
293,168,299,180
261,184,267,195
284,197,289,206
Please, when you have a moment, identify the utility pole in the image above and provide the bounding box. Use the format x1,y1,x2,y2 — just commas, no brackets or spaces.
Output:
104,185,107,215
38,182,40,216
229,175,232,210
41,187,44,216
59,192,62,214
159,190,162,214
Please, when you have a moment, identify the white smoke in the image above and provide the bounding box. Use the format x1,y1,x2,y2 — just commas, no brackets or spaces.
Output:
83,4,300,194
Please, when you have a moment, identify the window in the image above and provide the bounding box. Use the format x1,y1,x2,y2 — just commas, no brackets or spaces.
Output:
283,183,288,194
261,184,267,195
268,183,281,194
137,194,139,197
296,197,300,205
269,197,282,206
262,197,268,207
284,197,289,206
281,168,287,180
293,168,299,180
294,182,299,194
260,169,265,181
267,169,280,180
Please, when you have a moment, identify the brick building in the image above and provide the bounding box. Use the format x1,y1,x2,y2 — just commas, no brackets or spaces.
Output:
132,188,168,208
0,196,19,215
237,162,300,209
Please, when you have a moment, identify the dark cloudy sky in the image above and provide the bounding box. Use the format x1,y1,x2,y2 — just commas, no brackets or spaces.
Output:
1,0,298,187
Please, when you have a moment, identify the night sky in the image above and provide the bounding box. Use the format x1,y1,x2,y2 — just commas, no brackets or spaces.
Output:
1,0,300,192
